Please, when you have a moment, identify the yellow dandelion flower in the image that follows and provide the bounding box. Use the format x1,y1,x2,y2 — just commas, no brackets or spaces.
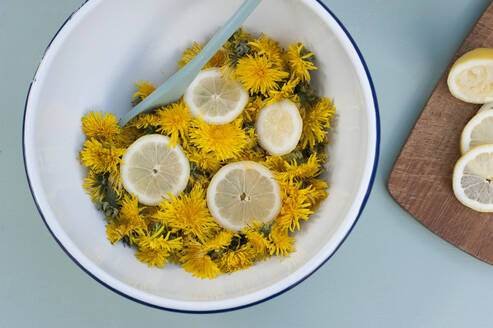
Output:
83,170,105,202
262,155,288,173
244,128,258,149
286,42,318,82
203,230,235,252
235,54,289,96
232,114,245,128
108,170,124,196
220,246,254,273
155,100,193,147
276,181,314,232
114,125,142,148
249,33,285,67
316,150,328,163
178,42,227,69
178,42,202,68
245,220,270,232
108,193,147,241
149,233,183,253
277,153,321,181
308,189,328,209
230,28,254,43
243,229,271,259
300,98,336,149
306,178,329,209
243,96,266,122
307,178,328,191
180,244,220,279
106,220,123,244
135,248,169,268
189,174,210,190
189,119,248,161
167,252,181,265
128,113,160,129
119,193,141,221
236,149,265,162
233,130,264,162
184,145,222,173
155,185,219,241
140,205,159,218
269,224,295,258
135,226,183,253
267,75,300,104
207,49,228,69
80,138,125,174
81,111,120,141
133,80,155,100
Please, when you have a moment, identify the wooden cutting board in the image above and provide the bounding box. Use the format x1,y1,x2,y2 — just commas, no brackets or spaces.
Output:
388,2,493,264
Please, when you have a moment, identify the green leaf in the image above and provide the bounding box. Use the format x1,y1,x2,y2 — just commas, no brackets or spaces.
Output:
286,150,304,165
259,222,273,237
296,82,318,107
91,172,121,220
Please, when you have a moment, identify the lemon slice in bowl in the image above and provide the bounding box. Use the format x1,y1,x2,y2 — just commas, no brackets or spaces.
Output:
120,134,190,206
447,48,493,104
256,100,303,156
207,161,281,231
460,109,493,153
184,68,248,124
453,144,493,212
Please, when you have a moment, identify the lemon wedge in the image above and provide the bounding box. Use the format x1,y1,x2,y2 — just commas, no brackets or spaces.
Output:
460,109,493,153
184,68,248,124
453,144,493,212
447,48,493,104
120,134,189,205
256,100,303,156
206,161,281,231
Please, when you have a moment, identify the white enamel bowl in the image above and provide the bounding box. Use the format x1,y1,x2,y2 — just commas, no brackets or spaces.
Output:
23,0,379,312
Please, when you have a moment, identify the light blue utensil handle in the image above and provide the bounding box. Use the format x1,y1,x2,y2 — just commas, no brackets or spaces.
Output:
120,0,262,127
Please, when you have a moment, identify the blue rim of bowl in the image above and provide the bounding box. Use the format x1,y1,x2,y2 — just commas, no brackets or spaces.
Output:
22,0,380,314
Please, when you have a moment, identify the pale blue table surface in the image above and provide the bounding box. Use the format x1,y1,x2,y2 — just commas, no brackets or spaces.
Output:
1,0,492,327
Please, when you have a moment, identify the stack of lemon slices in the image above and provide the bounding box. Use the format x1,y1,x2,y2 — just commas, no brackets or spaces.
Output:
120,69,303,230
449,48,493,212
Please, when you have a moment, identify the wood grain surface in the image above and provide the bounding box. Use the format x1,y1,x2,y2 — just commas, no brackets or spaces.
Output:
388,2,493,264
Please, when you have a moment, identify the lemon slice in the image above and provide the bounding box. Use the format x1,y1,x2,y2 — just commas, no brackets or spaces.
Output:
447,48,493,104
255,100,303,156
453,144,493,212
461,109,493,153
120,134,190,206
478,102,493,113
207,161,281,231
184,68,248,124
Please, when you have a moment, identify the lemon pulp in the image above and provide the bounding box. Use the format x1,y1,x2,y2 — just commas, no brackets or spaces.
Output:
207,161,281,231
120,134,189,205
